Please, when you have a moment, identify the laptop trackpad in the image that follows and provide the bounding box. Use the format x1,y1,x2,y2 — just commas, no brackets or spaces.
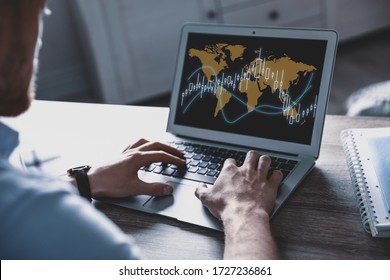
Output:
143,181,222,231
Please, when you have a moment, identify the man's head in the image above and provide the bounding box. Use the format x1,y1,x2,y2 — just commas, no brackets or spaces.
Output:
0,0,46,117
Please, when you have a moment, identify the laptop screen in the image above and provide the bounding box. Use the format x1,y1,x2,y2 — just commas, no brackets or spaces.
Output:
167,23,338,158
173,32,328,146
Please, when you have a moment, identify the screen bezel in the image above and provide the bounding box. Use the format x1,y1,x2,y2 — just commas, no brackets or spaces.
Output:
167,23,338,158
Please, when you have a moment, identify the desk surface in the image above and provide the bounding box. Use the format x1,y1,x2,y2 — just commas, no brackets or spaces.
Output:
4,100,390,259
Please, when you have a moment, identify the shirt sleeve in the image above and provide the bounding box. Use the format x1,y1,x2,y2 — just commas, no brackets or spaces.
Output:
0,162,141,260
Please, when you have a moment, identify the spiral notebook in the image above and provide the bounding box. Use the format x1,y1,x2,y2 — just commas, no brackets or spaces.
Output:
341,127,390,237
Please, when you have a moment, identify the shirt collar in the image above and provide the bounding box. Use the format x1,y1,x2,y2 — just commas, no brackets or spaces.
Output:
0,122,20,160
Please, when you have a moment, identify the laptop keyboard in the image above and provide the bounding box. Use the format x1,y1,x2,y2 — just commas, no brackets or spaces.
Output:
140,141,298,184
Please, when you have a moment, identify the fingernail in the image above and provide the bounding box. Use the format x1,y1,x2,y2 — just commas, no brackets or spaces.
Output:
163,185,173,195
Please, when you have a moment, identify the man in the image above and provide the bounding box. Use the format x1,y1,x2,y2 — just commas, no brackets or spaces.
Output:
0,0,283,259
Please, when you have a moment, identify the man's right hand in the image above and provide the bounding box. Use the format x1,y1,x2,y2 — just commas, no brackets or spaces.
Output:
195,151,283,259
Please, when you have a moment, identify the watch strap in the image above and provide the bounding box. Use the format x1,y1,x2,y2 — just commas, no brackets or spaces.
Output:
67,165,92,202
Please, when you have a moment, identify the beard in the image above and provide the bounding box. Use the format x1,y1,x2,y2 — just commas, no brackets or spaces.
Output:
0,92,34,117
0,19,41,117
0,5,45,117
0,62,37,117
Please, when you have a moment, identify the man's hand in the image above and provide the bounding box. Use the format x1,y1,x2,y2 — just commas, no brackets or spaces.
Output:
195,150,283,220
87,138,185,198
195,150,283,259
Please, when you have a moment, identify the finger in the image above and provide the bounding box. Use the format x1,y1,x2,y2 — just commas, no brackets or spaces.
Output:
134,150,186,167
134,181,174,197
223,157,236,167
243,150,260,168
137,141,185,158
257,155,272,177
122,138,149,152
269,169,283,187
195,183,208,201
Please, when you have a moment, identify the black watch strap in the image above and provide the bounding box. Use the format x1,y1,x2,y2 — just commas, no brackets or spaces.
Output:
67,165,92,202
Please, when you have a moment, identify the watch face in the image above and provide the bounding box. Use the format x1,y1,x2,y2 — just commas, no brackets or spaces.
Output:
67,165,91,176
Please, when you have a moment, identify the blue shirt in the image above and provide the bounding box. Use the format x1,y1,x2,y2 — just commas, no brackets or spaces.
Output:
0,122,140,259
0,122,19,159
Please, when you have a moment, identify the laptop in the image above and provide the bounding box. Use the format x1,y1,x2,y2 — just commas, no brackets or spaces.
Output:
103,23,338,231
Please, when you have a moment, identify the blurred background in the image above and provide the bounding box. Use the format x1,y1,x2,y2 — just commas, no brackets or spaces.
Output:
36,0,390,115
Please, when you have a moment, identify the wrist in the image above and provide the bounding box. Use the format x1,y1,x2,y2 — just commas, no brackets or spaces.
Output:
221,204,270,226
221,207,277,259
86,167,110,198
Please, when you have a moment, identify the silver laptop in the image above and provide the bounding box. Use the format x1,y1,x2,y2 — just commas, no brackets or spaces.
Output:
104,23,338,231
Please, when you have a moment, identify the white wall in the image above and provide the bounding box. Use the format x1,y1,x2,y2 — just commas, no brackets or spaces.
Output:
36,0,390,104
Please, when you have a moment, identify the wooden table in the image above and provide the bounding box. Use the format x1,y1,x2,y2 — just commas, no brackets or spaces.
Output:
5,101,390,259
95,115,390,260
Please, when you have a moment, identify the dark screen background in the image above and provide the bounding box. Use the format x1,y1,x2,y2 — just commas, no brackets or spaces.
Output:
174,33,327,145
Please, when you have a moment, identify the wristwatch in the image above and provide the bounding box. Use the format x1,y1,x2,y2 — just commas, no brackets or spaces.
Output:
67,165,92,202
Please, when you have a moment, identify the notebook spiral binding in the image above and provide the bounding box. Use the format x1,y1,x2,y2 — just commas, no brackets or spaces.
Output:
341,130,377,234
